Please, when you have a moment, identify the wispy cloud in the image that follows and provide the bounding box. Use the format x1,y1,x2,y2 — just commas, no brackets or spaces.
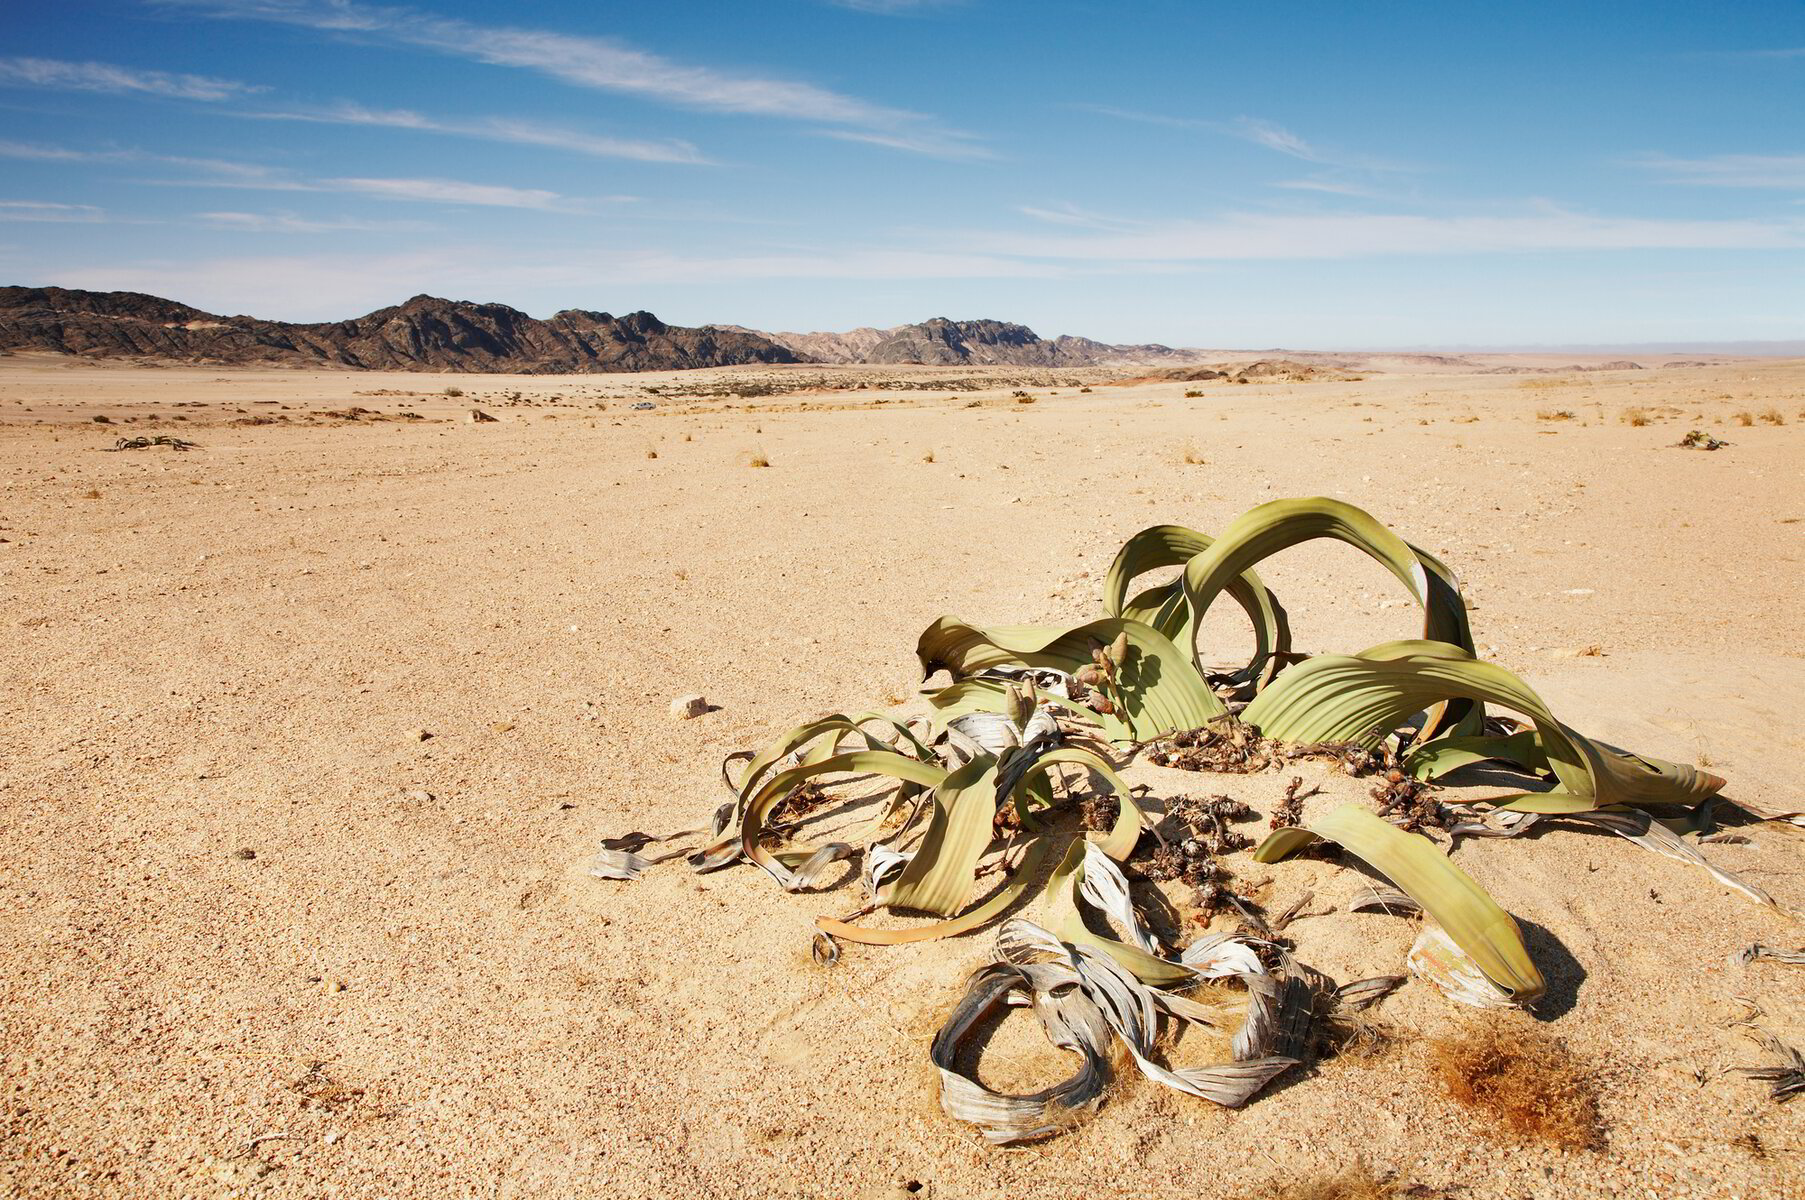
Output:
1273,178,1383,198
173,0,988,159
1073,104,1213,131
244,101,709,164
826,0,962,12
0,138,599,211
0,139,99,162
1629,153,1805,189
1016,203,1147,232
197,209,436,233
319,176,574,210
0,56,262,101
0,200,108,223
1232,117,1327,163
971,206,1805,261
1076,106,1404,172
818,128,993,161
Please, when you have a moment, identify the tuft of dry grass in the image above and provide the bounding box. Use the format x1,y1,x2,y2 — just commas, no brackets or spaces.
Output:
1430,1020,1602,1150
1735,411,1755,426
1181,444,1207,466
645,448,658,459
921,449,936,463
1535,409,1575,421
1759,408,1786,425
81,488,102,500
1185,389,1204,398
745,450,772,468
1241,1163,1408,1200
1622,408,1649,427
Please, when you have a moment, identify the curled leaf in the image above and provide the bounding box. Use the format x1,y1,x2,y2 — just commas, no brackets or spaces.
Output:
930,961,1112,1143
1255,803,1544,1003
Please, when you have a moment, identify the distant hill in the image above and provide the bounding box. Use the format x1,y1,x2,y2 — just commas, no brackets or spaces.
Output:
0,287,803,373
719,317,1210,367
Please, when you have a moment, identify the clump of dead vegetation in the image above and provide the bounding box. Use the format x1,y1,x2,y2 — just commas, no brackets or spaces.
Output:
1431,1020,1603,1150
1147,721,1401,780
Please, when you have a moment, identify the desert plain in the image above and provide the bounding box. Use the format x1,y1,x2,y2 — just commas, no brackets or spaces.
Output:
1,353,1802,1199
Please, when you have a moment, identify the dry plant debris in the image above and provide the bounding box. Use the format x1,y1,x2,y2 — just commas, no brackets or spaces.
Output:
590,496,1782,1145
103,434,197,451
1676,429,1729,450
1241,1162,1423,1200
1430,1020,1603,1149
1732,1030,1805,1102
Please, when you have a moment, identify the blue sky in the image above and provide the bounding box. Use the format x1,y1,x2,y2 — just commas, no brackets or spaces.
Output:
1,0,1801,346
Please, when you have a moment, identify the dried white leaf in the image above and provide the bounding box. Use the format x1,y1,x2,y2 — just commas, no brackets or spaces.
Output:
1407,925,1520,1008
1179,933,1266,979
587,847,651,881
1076,842,1158,953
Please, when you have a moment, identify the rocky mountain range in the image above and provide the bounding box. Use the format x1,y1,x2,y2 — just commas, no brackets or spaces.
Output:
0,287,804,373
717,317,1208,368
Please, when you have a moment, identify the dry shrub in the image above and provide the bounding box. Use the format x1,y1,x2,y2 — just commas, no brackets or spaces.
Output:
1431,1020,1602,1150
1242,1163,1408,1200
746,450,772,468
921,448,936,463
1535,409,1575,421
1735,411,1755,426
645,448,658,459
1621,408,1649,427
1759,408,1786,425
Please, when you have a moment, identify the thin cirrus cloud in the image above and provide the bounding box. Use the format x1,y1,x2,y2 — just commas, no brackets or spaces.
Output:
243,102,709,165
1077,106,1404,172
0,55,262,101
0,200,108,223
825,0,963,12
172,0,992,159
197,209,437,233
202,173,593,212
0,138,605,212
979,206,1805,262
1273,178,1384,198
1629,153,1805,189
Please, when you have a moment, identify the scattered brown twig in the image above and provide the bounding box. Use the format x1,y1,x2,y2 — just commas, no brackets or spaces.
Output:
1271,776,1323,829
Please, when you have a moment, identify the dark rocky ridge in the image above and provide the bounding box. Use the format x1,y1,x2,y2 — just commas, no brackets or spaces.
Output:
0,287,803,373
734,316,1209,367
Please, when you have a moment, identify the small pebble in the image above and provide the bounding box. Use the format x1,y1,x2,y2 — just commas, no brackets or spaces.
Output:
410,729,432,742
669,694,708,720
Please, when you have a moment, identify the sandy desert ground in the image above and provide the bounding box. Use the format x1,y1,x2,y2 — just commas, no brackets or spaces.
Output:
1,353,1802,1199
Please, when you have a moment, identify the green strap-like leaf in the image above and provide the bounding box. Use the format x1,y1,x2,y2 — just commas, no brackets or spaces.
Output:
1003,746,1145,861
739,749,948,886
1407,729,1550,781
1174,499,1475,692
1103,524,1292,682
885,758,1006,917
1044,840,1195,986
1241,639,1722,812
818,834,1061,945
1253,804,1545,1002
917,616,1225,741
733,712,934,809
